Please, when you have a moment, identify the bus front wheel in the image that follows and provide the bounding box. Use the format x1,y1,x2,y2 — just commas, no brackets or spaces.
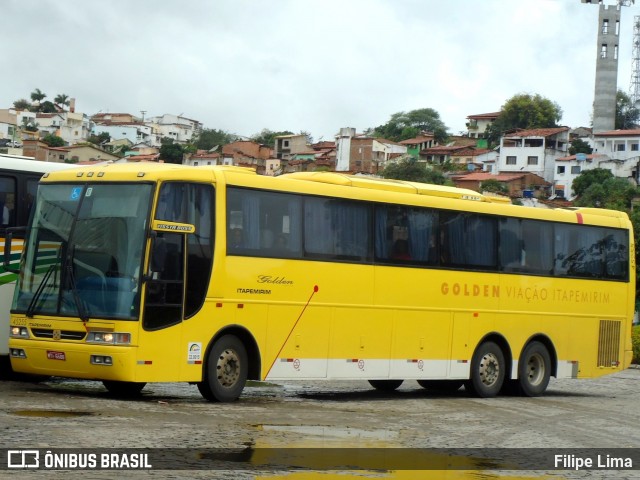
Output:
466,341,505,398
198,334,248,402
368,380,403,391
518,341,551,397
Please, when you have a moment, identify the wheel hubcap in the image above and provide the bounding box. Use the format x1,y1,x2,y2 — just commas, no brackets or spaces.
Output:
479,352,500,387
217,349,240,387
526,352,545,386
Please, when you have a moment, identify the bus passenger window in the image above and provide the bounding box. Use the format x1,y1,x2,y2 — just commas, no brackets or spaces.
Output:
227,187,302,259
374,205,437,265
0,176,16,228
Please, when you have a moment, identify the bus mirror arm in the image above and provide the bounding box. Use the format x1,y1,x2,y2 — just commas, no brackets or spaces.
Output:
3,227,26,273
144,233,167,280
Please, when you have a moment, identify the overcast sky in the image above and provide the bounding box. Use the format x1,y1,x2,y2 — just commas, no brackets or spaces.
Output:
3,0,638,141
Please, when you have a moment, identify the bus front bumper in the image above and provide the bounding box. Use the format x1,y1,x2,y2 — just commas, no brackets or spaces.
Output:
8,339,137,381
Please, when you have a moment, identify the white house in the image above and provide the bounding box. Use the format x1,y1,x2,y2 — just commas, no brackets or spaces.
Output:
591,129,640,182
92,124,140,144
553,153,608,199
466,111,500,138
145,114,202,145
498,127,570,183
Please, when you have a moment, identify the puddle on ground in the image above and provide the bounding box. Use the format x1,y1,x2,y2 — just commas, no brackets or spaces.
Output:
258,472,558,480
11,410,95,418
248,425,564,480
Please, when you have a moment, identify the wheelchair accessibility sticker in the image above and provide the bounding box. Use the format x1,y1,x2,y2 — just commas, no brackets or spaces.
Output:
69,187,83,201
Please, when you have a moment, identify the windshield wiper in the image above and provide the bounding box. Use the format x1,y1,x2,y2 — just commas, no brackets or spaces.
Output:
65,250,89,323
26,264,57,318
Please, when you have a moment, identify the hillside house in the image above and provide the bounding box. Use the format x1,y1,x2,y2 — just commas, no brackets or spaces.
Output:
498,127,570,183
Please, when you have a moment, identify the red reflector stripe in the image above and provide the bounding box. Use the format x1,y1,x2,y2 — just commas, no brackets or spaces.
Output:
576,212,583,224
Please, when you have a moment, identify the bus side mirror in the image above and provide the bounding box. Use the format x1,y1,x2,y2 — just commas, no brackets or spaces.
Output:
3,227,26,273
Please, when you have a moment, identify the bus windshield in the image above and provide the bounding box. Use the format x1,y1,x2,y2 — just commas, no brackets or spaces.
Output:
13,183,153,320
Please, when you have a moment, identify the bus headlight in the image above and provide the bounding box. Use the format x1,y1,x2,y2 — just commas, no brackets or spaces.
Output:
10,326,29,338
87,332,131,345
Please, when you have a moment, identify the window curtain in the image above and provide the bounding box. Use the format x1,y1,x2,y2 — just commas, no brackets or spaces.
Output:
304,198,334,254
407,209,436,262
242,194,260,249
287,198,302,253
467,216,496,267
332,201,369,257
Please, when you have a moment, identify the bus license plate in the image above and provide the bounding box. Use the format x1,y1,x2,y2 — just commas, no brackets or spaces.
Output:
47,351,66,361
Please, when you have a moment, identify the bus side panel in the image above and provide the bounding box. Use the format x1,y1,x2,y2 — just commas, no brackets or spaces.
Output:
0,282,14,357
135,322,183,382
389,310,452,379
263,305,330,380
327,308,391,379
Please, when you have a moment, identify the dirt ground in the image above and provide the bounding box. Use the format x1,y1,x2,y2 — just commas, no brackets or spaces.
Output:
1,369,640,479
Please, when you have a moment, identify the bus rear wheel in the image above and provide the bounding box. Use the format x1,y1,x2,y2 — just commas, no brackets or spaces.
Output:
417,380,464,392
197,334,248,402
518,341,551,397
466,341,505,398
102,381,146,397
368,380,403,391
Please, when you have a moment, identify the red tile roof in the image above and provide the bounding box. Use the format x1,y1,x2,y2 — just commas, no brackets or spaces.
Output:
466,111,501,119
454,172,527,181
504,127,569,138
593,129,640,137
400,135,435,145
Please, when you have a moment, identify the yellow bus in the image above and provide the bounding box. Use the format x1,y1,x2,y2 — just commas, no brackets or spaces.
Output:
7,163,635,401
0,155,76,377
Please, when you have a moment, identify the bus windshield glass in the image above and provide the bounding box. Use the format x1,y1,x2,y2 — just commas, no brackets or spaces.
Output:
13,183,153,320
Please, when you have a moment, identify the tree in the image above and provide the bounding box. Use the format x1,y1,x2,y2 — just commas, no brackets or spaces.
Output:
88,132,111,145
573,177,637,211
13,99,30,110
480,179,508,195
54,94,70,110
616,90,640,130
371,108,449,144
299,130,314,145
21,117,38,133
38,101,57,113
250,129,294,148
571,168,615,198
485,93,562,146
41,134,65,147
569,138,593,156
30,88,46,103
159,140,185,164
381,157,446,184
193,128,237,151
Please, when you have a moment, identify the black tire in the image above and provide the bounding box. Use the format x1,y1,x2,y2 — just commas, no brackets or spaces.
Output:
466,341,505,398
518,341,551,397
103,380,146,397
197,335,248,402
417,380,464,392
368,379,403,391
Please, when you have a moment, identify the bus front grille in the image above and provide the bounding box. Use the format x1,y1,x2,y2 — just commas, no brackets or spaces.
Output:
31,328,87,341
597,320,621,368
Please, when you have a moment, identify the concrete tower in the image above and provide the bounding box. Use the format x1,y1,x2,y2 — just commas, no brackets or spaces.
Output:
630,15,640,106
583,0,634,132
